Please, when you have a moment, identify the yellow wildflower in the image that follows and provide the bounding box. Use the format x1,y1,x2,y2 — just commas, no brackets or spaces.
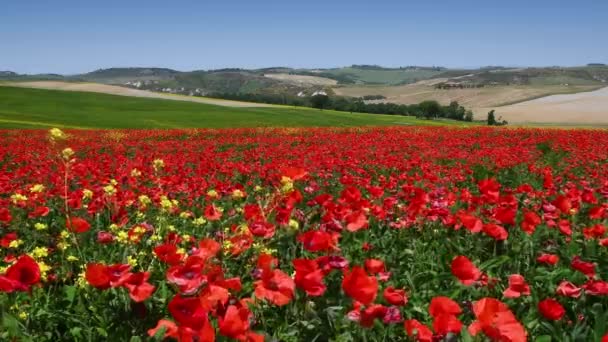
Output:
31,247,49,259
232,189,245,199
11,193,27,204
288,219,300,231
29,184,45,193
82,189,93,200
49,128,67,141
127,255,138,267
103,184,116,196
193,217,207,226
152,159,165,172
34,223,48,231
9,239,24,248
62,147,75,161
131,168,142,177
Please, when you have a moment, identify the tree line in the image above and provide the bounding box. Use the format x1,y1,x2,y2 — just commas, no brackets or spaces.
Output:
206,92,475,122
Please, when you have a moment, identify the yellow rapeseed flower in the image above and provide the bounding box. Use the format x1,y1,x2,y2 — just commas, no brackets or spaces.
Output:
153,159,165,172
35,223,48,231
29,184,45,193
49,128,67,141
127,256,138,267
232,189,245,199
288,219,300,231
31,247,49,259
62,147,75,161
9,240,24,248
193,217,207,226
82,189,93,200
138,195,151,205
11,193,27,204
103,184,116,196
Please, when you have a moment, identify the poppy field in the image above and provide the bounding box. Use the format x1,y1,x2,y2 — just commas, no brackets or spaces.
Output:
1,127,608,341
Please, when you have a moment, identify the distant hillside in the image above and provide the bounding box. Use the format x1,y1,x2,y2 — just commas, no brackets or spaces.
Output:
4,64,607,102
74,67,179,83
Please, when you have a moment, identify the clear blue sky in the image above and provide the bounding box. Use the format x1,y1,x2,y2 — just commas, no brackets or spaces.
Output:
1,0,606,74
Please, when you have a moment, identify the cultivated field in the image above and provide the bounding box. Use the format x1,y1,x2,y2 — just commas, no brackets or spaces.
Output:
482,87,608,124
335,82,606,124
263,73,337,86
0,86,466,128
1,127,607,341
3,81,273,108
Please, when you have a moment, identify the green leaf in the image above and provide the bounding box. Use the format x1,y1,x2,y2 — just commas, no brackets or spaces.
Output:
535,335,552,342
64,285,77,304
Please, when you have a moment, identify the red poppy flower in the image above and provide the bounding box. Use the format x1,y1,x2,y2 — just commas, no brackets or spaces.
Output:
148,319,179,340
521,211,541,234
469,298,527,342
0,232,17,248
345,210,368,232
219,305,252,340
538,298,566,321
192,238,221,261
0,208,11,223
297,230,339,252
166,256,207,295
28,206,50,218
557,219,572,236
458,212,483,233
85,263,130,289
555,281,582,298
451,256,481,285
1,255,41,292
256,253,278,272
503,274,531,298
582,280,608,296
154,243,183,265
122,272,155,302
495,206,516,226
248,221,276,239
254,269,295,306
404,319,433,342
537,254,559,265
198,285,228,314
281,167,308,181
571,256,596,278
483,223,508,241
293,258,326,296
429,296,462,318
364,258,385,274
383,286,408,306
97,231,114,244
204,204,222,221
433,313,463,336
342,266,378,305
168,294,208,328
67,217,91,233
583,224,606,239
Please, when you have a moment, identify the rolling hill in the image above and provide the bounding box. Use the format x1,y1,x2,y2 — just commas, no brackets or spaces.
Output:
3,64,607,124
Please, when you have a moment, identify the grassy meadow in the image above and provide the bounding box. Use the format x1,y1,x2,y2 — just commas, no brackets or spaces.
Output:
0,86,471,129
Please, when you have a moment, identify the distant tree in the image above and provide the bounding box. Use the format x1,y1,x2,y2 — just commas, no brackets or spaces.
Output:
487,110,497,126
419,100,442,119
310,94,330,110
464,110,474,122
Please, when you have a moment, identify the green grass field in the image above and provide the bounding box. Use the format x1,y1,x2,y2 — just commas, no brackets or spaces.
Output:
0,86,469,129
